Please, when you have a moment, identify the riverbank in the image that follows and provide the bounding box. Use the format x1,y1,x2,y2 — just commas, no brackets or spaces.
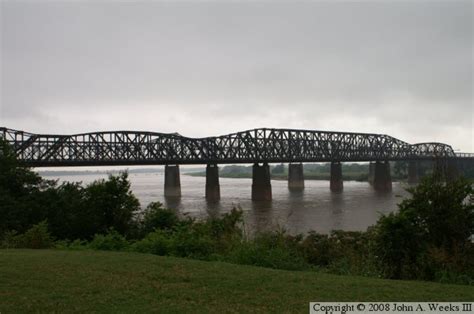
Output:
1,250,472,313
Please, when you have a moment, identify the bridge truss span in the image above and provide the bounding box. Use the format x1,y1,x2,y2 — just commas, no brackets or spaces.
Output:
0,127,457,167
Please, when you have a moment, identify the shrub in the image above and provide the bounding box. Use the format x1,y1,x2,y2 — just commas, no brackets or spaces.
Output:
299,230,378,276
55,239,89,250
1,221,54,249
89,229,130,251
207,207,243,239
372,175,474,280
0,230,22,249
372,212,423,279
227,231,309,271
83,172,140,238
170,224,216,259
300,232,333,266
131,229,172,256
141,202,179,234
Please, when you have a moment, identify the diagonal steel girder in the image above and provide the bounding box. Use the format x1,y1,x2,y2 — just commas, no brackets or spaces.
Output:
0,127,460,167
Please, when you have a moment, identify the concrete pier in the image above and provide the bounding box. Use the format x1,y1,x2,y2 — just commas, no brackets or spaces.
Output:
164,164,181,197
288,163,304,190
407,160,419,184
252,163,272,201
205,164,220,201
373,161,392,192
330,162,343,192
368,162,375,185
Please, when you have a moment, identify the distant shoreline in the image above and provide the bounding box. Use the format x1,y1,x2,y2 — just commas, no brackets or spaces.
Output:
185,172,369,182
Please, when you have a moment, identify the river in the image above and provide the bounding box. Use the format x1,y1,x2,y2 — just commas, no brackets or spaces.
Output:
42,170,410,235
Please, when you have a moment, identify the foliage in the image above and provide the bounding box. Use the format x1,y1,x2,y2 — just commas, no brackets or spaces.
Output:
0,139,54,235
300,230,378,276
131,229,173,256
226,231,309,271
372,212,424,279
372,175,474,282
132,208,244,260
399,176,473,249
0,221,54,249
271,163,285,174
1,139,140,240
89,229,130,251
54,239,89,250
140,202,179,235
83,172,140,237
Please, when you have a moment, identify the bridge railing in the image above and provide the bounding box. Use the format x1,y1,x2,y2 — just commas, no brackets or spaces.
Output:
455,153,474,158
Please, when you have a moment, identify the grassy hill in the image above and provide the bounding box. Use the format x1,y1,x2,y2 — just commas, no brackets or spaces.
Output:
1,250,472,313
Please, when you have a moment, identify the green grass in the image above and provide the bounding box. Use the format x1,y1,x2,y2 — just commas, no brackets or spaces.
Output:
1,250,473,313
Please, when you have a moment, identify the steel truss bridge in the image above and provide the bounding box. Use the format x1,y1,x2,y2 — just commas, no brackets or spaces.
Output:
1,127,470,167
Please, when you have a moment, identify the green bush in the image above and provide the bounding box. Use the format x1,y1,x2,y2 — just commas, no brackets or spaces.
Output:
227,231,308,271
0,230,22,249
131,229,172,256
298,230,378,276
89,229,130,251
372,175,474,281
55,239,89,250
131,208,244,260
131,226,217,260
169,224,216,259
372,213,424,279
140,202,179,234
20,221,54,249
0,221,54,249
83,172,140,238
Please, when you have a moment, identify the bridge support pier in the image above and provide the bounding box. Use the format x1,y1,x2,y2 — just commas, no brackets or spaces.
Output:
288,163,304,190
164,165,181,197
373,161,392,192
252,163,272,201
330,162,343,192
205,164,220,201
368,162,375,185
407,161,419,184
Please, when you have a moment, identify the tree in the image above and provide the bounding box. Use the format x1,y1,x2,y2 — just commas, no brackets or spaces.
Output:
373,175,474,279
1,139,141,240
0,139,53,234
271,163,285,174
398,176,473,250
83,172,140,237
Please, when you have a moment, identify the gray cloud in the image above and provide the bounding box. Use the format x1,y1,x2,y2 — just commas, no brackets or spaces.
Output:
1,0,472,151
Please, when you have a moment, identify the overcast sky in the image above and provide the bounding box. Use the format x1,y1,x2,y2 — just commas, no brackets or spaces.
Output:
1,0,473,151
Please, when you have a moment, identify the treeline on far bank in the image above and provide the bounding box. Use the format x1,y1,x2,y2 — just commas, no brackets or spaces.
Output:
188,162,474,181
1,140,473,285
